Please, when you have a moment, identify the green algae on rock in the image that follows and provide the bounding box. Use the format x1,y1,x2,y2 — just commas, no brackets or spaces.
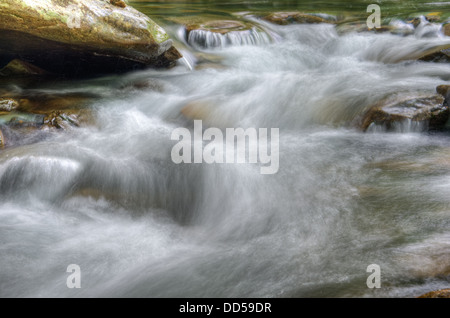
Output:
0,59,49,77
0,0,182,76
263,12,334,25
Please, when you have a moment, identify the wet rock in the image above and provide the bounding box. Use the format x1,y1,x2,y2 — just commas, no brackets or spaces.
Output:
263,12,332,25
419,49,450,63
10,92,97,114
418,44,450,63
360,93,448,132
0,113,45,127
444,24,450,37
405,17,421,28
44,111,83,130
120,79,165,92
0,0,181,76
418,289,450,298
0,98,19,112
0,59,49,77
0,127,4,148
437,85,450,103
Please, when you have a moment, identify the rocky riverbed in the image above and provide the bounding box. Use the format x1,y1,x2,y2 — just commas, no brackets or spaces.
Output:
0,0,449,298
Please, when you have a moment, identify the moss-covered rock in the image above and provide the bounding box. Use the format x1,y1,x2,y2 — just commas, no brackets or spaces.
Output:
0,59,49,77
0,0,181,76
263,12,334,25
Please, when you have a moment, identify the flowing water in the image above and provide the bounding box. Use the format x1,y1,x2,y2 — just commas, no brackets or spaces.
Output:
1,0,450,297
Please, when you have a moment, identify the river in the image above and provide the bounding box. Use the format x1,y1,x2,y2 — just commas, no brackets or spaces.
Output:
0,0,449,297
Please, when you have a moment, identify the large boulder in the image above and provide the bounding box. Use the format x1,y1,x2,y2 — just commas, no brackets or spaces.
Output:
0,0,182,76
359,93,449,131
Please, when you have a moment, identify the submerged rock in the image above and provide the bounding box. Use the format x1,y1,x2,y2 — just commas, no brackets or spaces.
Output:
0,90,98,148
0,59,49,77
336,22,402,36
418,289,450,298
263,12,333,25
0,0,181,76
5,91,98,114
360,93,448,132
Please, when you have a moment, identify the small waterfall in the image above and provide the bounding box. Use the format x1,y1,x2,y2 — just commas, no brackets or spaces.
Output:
366,119,428,133
414,16,444,38
183,26,274,50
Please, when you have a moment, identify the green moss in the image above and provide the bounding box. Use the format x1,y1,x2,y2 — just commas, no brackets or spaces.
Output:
147,21,169,44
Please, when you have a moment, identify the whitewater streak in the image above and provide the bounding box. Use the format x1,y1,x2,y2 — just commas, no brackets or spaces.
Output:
171,120,280,174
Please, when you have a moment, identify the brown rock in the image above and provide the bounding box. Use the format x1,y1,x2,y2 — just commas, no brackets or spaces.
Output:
419,47,450,63
186,20,250,34
418,289,450,298
444,24,450,37
437,85,450,101
408,17,422,28
12,92,97,114
263,12,331,25
0,127,4,148
360,93,448,131
110,0,126,8
44,109,94,130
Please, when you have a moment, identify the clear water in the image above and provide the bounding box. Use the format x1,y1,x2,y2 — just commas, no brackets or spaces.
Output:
0,0,450,297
